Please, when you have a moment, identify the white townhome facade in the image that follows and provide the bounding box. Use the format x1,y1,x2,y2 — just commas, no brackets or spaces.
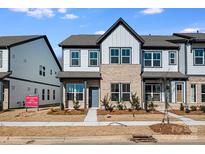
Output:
58,18,205,109
0,35,61,110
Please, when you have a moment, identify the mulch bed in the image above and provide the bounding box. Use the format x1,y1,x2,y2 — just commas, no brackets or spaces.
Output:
47,108,87,115
150,123,192,135
170,110,205,115
97,109,162,115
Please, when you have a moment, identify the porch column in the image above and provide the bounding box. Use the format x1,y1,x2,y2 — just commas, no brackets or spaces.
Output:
84,81,87,109
63,83,68,108
141,79,144,109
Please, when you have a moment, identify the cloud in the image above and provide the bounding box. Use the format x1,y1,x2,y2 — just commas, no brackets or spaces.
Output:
9,8,55,18
95,30,105,34
61,14,79,20
140,8,164,15
180,28,200,33
58,8,67,13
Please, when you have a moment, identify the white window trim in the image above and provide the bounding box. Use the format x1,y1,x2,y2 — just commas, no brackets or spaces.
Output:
70,50,81,67
144,51,162,68
88,50,99,67
194,49,204,65
169,51,177,65
110,48,120,64
121,48,131,64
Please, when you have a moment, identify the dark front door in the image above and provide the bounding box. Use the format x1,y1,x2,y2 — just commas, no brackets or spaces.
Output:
89,87,99,108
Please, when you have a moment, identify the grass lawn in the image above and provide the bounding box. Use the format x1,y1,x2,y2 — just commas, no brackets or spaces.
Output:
0,126,154,136
0,107,85,122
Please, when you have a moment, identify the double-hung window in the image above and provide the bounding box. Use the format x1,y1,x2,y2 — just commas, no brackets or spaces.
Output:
110,48,120,64
201,84,205,102
53,90,56,100
39,65,45,76
66,83,84,101
71,50,80,66
121,48,131,64
111,83,130,101
47,89,50,100
0,51,2,68
144,51,161,67
194,49,204,65
169,51,177,65
145,84,161,101
110,48,131,64
89,50,99,66
42,89,45,100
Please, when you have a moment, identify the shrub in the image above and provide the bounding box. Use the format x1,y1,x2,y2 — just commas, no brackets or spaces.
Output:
101,94,115,111
185,108,190,113
73,99,80,110
148,101,155,111
190,105,197,111
116,99,126,110
199,106,205,112
180,103,184,111
129,93,140,110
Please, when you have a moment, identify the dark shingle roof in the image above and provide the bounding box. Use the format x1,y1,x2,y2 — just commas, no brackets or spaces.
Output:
142,72,188,79
141,35,185,49
0,35,43,48
57,71,101,79
59,35,101,47
173,33,205,41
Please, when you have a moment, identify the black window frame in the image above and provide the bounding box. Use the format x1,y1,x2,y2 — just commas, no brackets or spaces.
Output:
42,89,45,101
111,83,130,101
47,89,50,100
53,90,56,100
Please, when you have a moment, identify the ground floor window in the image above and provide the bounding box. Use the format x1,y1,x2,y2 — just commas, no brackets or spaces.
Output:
201,84,205,102
66,83,84,101
47,89,50,100
190,84,196,103
42,89,45,100
145,84,161,101
111,83,130,101
53,90,56,100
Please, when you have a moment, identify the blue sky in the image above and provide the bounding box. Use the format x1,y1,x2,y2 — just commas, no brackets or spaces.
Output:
0,8,205,57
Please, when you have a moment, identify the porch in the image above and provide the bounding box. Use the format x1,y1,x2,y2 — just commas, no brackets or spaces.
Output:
58,71,101,109
141,72,188,109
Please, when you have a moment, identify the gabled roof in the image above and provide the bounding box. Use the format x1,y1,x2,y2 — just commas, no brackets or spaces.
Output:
96,18,144,44
0,35,43,48
59,35,101,48
0,35,62,71
173,33,205,42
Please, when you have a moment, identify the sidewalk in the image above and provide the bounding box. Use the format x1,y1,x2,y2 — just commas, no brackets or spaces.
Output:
84,108,97,122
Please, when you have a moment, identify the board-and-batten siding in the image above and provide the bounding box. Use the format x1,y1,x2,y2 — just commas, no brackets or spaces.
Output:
143,50,178,72
187,43,205,75
101,24,141,64
0,49,9,72
63,48,99,72
178,43,186,74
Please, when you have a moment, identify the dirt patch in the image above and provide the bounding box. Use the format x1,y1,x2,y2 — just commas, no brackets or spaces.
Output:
0,107,85,122
0,126,154,137
97,109,161,115
47,108,87,115
150,123,192,135
170,110,205,115
98,114,180,121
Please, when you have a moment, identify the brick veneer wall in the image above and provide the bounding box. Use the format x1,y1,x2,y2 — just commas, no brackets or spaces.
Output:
186,76,205,105
100,64,142,108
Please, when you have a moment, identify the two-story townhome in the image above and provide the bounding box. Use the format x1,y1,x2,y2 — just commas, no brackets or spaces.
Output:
58,18,205,109
0,35,61,110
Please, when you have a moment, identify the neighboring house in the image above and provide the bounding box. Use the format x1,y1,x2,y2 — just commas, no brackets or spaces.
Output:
58,18,205,109
0,35,61,110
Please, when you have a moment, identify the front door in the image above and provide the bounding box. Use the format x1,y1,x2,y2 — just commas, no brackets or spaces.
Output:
89,87,99,108
176,83,183,103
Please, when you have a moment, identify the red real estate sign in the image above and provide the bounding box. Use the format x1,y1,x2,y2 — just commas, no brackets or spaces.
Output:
25,96,39,108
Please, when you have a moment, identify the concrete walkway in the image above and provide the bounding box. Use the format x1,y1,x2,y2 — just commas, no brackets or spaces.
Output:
84,108,97,122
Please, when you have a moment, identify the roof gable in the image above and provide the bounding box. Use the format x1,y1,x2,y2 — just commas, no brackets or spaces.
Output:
96,18,144,44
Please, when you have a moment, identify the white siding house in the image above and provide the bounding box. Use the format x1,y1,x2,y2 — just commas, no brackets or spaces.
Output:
0,35,61,110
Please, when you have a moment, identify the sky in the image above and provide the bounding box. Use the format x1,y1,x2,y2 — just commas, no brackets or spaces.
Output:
0,8,205,58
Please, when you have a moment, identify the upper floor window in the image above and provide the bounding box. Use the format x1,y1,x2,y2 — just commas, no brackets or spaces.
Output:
89,50,99,66
194,49,204,65
144,51,161,67
0,51,2,68
110,48,120,64
110,48,131,64
70,50,80,67
39,65,45,76
169,51,177,65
